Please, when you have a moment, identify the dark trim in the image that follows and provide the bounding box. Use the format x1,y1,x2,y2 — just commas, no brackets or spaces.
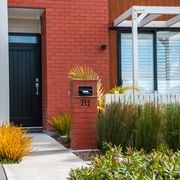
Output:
153,30,158,91
113,27,180,32
117,31,122,85
9,32,41,36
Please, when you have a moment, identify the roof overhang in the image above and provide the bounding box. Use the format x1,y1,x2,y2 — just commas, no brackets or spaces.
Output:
8,8,44,20
114,6,180,28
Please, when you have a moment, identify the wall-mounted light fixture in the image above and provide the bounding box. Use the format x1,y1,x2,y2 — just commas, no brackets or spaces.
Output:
101,44,107,50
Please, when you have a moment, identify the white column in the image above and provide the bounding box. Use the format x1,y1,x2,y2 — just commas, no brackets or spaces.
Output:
0,0,9,123
132,12,139,87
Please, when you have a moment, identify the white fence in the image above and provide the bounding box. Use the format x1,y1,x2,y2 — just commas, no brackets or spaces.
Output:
105,92,180,105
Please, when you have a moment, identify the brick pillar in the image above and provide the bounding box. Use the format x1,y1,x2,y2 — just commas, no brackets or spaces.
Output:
70,80,98,150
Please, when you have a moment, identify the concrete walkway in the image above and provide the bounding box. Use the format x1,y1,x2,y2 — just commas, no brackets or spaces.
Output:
3,133,87,180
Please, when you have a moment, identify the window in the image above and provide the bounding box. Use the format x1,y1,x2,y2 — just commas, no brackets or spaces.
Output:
157,31,180,93
9,35,39,44
121,33,154,93
118,30,180,94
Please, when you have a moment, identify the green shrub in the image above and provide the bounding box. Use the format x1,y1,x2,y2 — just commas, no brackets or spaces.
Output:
97,103,138,150
97,103,164,151
68,143,180,180
0,124,32,163
163,104,180,151
135,103,162,152
49,113,71,138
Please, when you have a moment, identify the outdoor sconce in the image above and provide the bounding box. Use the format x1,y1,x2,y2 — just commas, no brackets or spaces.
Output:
101,44,107,50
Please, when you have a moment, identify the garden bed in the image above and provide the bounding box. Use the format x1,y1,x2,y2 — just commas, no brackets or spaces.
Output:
73,150,101,161
52,136,101,161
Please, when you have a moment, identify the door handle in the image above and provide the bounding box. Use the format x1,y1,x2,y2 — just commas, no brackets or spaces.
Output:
35,78,40,95
35,83,39,95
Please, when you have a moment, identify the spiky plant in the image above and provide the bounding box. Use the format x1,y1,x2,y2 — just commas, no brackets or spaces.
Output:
108,86,139,94
97,102,138,150
67,65,104,111
163,103,180,151
135,103,162,152
0,124,32,163
49,113,71,138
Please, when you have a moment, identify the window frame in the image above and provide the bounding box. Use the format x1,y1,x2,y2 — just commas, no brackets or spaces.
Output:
117,28,180,92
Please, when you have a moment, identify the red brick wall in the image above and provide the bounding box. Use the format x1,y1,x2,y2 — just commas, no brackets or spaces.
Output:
8,0,109,130
70,80,98,150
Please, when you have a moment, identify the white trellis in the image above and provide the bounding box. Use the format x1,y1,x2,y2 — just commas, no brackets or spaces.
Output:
114,6,180,87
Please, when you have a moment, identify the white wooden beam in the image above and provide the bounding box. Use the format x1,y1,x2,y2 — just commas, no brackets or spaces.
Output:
166,15,180,27
145,21,180,27
137,13,148,24
132,12,139,87
117,20,180,28
114,6,180,27
133,6,180,15
114,7,132,26
138,14,161,27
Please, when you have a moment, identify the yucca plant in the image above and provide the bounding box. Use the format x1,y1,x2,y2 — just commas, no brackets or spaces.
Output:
108,86,139,94
163,103,180,151
135,103,162,152
49,113,71,139
97,103,138,150
67,65,104,111
0,124,32,163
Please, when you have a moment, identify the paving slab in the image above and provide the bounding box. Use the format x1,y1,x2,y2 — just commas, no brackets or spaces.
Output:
3,133,86,180
0,165,7,180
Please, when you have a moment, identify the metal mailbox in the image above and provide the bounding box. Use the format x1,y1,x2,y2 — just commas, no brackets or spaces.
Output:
78,86,93,96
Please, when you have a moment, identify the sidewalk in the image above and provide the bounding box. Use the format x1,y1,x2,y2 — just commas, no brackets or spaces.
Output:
3,133,87,180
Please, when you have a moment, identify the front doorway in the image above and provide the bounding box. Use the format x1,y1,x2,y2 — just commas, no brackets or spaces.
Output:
9,34,42,127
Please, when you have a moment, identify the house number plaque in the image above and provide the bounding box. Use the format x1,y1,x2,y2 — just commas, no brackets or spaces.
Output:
81,99,91,106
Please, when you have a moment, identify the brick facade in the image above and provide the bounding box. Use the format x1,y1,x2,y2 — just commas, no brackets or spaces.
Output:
8,0,109,130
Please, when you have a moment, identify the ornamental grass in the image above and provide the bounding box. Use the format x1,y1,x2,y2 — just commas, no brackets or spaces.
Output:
0,124,32,163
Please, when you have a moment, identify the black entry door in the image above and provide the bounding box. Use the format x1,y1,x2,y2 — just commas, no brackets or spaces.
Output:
9,34,42,127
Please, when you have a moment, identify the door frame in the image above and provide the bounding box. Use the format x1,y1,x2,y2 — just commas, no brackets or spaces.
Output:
9,32,42,127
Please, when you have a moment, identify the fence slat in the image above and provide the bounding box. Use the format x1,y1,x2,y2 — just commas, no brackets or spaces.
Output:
105,93,180,105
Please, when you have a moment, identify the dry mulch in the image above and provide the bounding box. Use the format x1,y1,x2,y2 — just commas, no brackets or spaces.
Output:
52,136,101,161
52,136,70,148
73,151,102,161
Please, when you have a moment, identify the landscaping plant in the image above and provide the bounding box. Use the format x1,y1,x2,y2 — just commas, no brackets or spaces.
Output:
68,143,180,180
0,124,32,163
135,103,162,152
97,102,166,152
49,112,71,139
97,103,138,150
68,65,104,111
163,103,180,151
108,86,139,94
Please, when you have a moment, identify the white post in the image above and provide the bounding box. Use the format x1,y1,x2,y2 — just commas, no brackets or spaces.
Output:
132,11,139,87
0,0,9,124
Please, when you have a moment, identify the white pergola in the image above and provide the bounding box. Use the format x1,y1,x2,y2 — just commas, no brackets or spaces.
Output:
114,6,180,87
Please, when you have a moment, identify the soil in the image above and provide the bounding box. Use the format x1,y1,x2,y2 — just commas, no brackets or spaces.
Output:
73,151,102,161
52,136,101,161
52,136,70,148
